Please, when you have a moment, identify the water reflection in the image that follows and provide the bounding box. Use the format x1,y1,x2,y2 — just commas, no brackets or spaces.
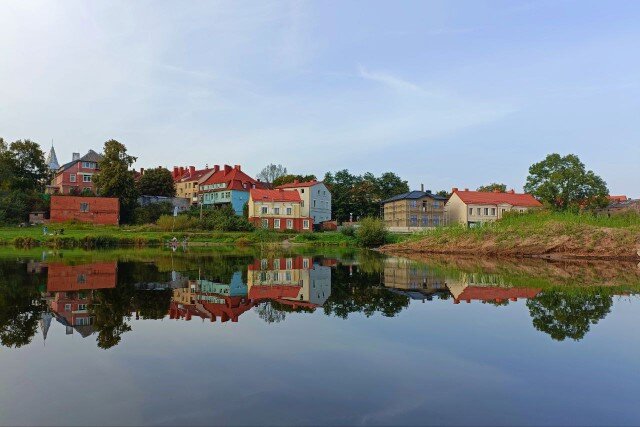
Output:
0,251,636,349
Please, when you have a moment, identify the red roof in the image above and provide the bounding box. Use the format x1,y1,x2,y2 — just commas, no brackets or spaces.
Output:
608,195,628,202
250,189,301,203
453,286,541,304
453,189,542,207
200,165,266,190
276,180,320,189
176,168,213,183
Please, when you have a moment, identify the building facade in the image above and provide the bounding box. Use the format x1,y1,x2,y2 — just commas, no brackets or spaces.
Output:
48,150,103,195
199,165,267,215
382,190,447,229
172,166,215,205
248,188,312,232
275,180,332,224
445,188,543,227
50,196,120,225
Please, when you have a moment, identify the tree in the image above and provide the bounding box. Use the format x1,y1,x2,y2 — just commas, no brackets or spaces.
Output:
477,183,507,193
137,167,176,197
526,290,612,341
256,163,287,183
435,190,450,199
93,140,139,223
5,140,48,192
272,173,317,187
524,154,608,210
372,172,410,201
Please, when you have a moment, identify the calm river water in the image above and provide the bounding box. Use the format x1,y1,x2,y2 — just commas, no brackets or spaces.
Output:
0,248,639,426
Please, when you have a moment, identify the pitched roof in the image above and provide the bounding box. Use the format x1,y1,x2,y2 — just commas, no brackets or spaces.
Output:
452,189,542,207
608,195,628,203
201,165,266,189
276,180,321,189
382,190,447,204
176,168,214,183
46,146,59,170
250,189,301,203
58,150,103,172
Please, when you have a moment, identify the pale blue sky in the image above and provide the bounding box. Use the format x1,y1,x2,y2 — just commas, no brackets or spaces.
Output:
1,0,638,195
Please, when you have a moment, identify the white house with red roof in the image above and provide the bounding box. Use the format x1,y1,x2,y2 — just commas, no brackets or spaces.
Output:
275,179,332,224
445,187,543,226
248,188,312,232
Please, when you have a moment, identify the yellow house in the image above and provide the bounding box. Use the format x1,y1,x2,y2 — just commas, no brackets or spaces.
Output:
248,189,312,232
173,166,215,205
445,188,543,227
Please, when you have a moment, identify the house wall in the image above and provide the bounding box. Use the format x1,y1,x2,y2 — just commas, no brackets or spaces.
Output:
248,198,311,231
52,161,99,194
446,194,538,226
445,193,468,225
383,196,446,227
50,196,120,225
281,183,332,223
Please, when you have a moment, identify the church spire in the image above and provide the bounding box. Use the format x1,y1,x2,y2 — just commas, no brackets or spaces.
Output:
46,141,60,171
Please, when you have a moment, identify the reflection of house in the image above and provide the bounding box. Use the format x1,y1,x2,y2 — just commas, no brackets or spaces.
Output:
45,262,117,337
247,256,332,308
383,257,447,300
170,272,255,323
446,274,540,304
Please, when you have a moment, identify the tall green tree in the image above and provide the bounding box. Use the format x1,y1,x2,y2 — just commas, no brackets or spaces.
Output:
137,167,176,197
272,173,317,187
256,163,287,183
93,140,139,223
524,154,608,210
477,183,507,192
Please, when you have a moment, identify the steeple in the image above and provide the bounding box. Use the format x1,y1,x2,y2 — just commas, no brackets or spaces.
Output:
46,142,60,171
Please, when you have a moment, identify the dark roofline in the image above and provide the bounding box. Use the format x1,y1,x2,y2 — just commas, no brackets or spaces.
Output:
381,190,447,204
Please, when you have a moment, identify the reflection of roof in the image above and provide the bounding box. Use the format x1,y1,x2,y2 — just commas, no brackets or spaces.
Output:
52,313,95,337
249,285,301,300
47,262,117,291
449,285,541,303
169,297,256,323
382,190,447,204
452,190,542,207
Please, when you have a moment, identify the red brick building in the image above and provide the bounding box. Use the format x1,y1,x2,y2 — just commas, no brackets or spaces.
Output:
47,150,103,195
50,196,120,225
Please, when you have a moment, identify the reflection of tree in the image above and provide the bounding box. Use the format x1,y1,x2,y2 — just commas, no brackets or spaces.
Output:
256,301,286,324
526,289,613,341
133,289,172,320
0,262,45,348
323,265,409,319
90,283,135,349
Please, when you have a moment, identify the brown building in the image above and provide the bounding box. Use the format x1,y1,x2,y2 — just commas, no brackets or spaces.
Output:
382,190,447,230
50,196,120,225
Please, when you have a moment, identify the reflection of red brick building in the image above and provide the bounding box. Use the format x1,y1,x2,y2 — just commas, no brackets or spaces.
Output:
50,196,120,225
46,262,117,335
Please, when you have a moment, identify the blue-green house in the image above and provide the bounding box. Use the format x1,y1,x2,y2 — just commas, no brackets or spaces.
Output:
199,164,267,215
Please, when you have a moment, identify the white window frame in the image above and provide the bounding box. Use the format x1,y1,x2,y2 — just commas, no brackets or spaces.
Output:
80,202,90,212
303,219,310,229
274,219,280,229
286,219,293,229
82,174,92,183
70,174,77,183
273,207,280,215
261,206,268,214
261,219,269,229
286,207,292,215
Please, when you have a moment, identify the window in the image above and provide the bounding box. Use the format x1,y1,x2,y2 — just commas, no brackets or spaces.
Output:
286,207,292,215
286,258,293,269
78,304,87,311
75,317,91,326
410,216,418,226
477,208,481,216
273,259,280,270
261,206,268,214
64,304,71,311
491,208,496,215
303,258,309,269
286,219,293,229
261,219,269,229
82,161,94,169
421,216,428,226
285,271,292,281
301,201,304,207
410,200,417,208
301,189,305,193
70,174,76,183
83,174,92,182
274,219,281,229
80,202,89,212
433,218,440,226
273,207,280,215
303,220,310,229
261,259,268,269
484,208,489,216
313,200,316,207
469,207,473,216
77,274,86,284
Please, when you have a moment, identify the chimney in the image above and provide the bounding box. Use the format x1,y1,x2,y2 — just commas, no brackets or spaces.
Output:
421,183,424,192
224,164,232,175
180,167,185,177
452,187,458,192
464,188,469,192
508,189,515,194
294,179,299,184
72,152,80,161
173,166,179,178
234,164,241,171
213,165,220,173
140,168,145,175
189,166,196,176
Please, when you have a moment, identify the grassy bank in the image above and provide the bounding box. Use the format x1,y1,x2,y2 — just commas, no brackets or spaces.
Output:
382,210,640,260
0,224,409,249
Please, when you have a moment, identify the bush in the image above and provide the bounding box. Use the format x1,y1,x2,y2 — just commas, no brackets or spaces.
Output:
156,215,199,231
356,217,388,248
341,225,356,237
133,202,173,225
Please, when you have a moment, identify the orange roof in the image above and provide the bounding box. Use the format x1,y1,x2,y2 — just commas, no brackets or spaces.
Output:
453,189,542,207
276,179,320,189
176,168,213,183
250,189,301,203
453,286,541,303
200,165,266,189
608,195,628,202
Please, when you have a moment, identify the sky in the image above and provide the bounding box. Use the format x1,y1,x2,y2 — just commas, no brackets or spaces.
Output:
1,0,639,196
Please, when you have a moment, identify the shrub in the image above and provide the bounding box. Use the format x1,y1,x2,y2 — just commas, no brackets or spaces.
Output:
156,215,199,231
341,225,356,237
133,202,173,225
356,217,388,248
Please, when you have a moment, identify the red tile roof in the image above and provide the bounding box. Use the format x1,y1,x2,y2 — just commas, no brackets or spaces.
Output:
608,195,628,203
453,286,541,303
176,168,213,183
453,189,542,207
276,180,320,189
250,189,302,203
200,165,266,190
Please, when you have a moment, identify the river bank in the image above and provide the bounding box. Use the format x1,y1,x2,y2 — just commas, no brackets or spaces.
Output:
381,211,640,261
